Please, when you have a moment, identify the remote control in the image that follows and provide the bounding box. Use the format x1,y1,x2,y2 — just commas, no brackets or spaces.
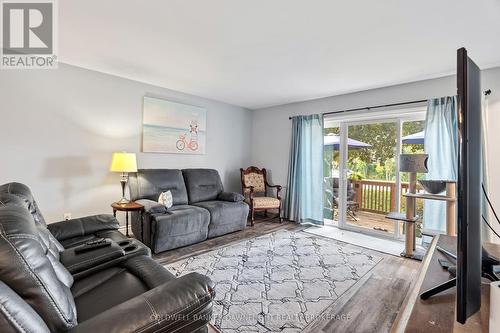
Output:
85,238,106,246
75,239,112,254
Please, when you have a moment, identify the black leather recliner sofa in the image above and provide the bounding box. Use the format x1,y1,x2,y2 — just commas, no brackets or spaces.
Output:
0,183,215,333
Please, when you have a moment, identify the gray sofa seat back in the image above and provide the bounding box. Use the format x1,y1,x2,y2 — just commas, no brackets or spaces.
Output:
182,169,224,204
0,201,77,332
129,169,189,205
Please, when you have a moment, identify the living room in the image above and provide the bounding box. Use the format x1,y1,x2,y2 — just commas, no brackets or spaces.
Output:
1,1,500,333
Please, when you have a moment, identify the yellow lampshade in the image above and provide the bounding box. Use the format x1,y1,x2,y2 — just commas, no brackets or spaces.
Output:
110,152,137,173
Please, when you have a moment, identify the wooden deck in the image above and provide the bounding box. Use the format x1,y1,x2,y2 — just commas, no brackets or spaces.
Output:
351,210,396,233
327,210,397,233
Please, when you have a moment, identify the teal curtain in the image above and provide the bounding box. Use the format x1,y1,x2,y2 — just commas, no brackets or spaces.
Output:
285,114,324,224
423,96,458,232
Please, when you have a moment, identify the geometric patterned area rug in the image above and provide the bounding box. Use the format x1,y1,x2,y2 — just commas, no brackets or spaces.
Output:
165,229,386,333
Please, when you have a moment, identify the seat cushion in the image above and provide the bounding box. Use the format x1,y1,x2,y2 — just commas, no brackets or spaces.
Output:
73,255,175,322
73,267,148,322
193,201,248,238
252,196,280,209
151,205,210,253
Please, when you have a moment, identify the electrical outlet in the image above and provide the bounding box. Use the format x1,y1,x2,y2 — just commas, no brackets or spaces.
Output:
63,213,72,221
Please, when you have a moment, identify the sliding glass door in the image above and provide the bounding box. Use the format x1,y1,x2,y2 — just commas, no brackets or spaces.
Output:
323,111,426,240
343,119,399,236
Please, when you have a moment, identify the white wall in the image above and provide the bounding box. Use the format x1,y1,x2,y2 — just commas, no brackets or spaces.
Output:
251,66,500,242
0,63,252,223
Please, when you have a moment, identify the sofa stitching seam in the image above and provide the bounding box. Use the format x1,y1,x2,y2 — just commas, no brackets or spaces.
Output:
79,220,85,236
0,232,74,325
158,293,212,333
142,295,158,321
0,302,28,333
134,292,211,333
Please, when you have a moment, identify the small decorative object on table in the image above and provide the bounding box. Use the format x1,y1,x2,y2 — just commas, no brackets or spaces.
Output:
110,152,138,203
111,201,144,238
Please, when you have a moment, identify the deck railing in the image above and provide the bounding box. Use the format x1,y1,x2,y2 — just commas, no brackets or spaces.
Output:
350,179,418,214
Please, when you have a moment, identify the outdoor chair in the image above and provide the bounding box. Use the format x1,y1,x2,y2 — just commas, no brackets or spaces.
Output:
324,177,359,221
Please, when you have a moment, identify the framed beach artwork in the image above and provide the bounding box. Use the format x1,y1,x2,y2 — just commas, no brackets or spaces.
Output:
142,97,206,154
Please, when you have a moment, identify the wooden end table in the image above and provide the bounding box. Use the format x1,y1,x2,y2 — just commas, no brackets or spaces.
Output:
111,202,144,238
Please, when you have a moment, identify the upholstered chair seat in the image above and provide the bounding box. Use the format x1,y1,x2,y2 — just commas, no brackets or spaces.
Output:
251,196,280,209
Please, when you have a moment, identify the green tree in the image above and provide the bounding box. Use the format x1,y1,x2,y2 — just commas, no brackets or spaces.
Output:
324,120,425,181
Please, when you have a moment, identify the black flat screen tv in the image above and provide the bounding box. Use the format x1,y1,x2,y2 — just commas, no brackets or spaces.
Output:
456,47,482,324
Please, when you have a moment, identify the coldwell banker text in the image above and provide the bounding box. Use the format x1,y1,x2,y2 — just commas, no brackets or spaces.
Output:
1,0,57,69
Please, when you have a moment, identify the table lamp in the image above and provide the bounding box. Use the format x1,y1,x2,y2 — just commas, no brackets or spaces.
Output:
110,152,137,204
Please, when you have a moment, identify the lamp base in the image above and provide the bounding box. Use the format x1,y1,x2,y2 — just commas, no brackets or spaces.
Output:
117,197,131,204
118,175,130,204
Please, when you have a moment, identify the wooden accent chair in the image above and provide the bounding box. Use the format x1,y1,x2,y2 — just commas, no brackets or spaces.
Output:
240,166,283,226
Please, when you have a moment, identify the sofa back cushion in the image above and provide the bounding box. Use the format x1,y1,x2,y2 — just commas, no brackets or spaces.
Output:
0,281,51,333
0,188,64,255
129,169,189,205
0,202,77,332
0,182,47,226
182,169,224,203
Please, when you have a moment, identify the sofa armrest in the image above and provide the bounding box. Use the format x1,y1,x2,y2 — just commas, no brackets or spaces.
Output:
69,272,215,333
135,199,167,214
47,214,120,241
218,191,245,202
59,241,126,274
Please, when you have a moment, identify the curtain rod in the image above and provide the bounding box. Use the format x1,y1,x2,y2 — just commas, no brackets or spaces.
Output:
288,99,427,120
288,89,492,120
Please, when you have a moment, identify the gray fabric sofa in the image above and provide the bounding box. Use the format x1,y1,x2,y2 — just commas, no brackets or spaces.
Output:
129,169,249,254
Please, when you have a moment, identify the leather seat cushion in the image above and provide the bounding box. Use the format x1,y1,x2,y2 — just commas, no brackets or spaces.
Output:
73,256,175,322
73,267,148,322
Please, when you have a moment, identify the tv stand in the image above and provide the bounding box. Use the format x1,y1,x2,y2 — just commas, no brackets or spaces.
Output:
420,248,499,300
391,235,500,333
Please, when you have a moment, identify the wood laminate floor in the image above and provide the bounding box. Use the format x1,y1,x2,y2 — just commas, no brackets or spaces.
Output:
154,219,420,333
153,218,301,265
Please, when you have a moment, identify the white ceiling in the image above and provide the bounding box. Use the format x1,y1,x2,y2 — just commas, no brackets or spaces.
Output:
59,0,500,109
